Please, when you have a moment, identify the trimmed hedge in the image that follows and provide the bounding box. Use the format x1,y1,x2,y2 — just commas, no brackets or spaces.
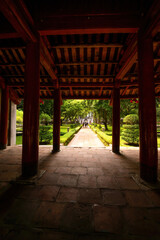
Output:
90,125,112,146
39,125,52,144
61,125,82,145
121,114,139,145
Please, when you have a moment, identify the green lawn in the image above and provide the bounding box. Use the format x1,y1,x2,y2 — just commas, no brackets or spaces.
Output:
16,135,22,145
16,124,81,145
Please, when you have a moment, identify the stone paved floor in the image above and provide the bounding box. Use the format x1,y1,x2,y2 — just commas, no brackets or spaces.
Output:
68,127,105,147
0,146,160,240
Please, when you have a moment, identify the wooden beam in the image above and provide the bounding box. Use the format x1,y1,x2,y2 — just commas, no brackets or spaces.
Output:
40,47,58,81
0,61,118,68
70,87,73,96
22,41,40,177
112,87,120,153
53,88,61,152
121,79,134,96
141,0,160,37
38,13,139,36
0,76,5,89
9,88,21,105
138,33,158,182
1,58,160,68
0,0,58,83
0,0,38,42
40,38,57,74
0,86,9,149
0,63,25,67
116,34,137,80
7,80,140,88
51,43,123,49
40,94,139,100
0,32,21,39
56,61,118,66
98,87,103,97
59,75,115,79
46,87,52,96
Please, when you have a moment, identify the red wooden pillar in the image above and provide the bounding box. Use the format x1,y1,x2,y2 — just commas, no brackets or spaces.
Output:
0,86,9,149
138,32,158,182
53,88,61,152
22,40,40,177
112,86,120,153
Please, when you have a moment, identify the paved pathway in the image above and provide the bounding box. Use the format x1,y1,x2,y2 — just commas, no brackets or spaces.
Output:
0,146,160,239
68,127,105,147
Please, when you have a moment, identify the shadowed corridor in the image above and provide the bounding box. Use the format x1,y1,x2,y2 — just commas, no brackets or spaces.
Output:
0,145,160,239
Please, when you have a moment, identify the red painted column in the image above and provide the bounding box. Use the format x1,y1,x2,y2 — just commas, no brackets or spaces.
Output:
22,40,40,177
138,32,158,182
112,86,120,153
53,88,61,152
0,86,9,149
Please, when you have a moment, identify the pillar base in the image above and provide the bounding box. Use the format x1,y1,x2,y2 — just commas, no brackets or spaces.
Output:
112,146,120,154
0,143,7,150
22,162,38,178
140,163,157,183
52,148,60,154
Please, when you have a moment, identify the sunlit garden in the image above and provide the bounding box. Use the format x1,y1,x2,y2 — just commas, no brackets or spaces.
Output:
16,98,160,147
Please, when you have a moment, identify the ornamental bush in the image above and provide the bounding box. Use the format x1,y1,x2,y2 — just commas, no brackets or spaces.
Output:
40,113,51,125
121,114,139,145
16,110,23,123
39,125,52,144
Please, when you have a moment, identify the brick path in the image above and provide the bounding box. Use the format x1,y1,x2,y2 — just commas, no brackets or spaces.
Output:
68,127,105,147
0,146,160,239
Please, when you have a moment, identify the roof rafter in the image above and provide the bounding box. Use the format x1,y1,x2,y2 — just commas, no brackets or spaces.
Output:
0,0,58,84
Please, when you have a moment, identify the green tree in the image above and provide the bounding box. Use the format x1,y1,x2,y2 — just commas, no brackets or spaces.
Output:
89,100,112,130
40,99,53,118
120,99,138,118
61,100,88,123
40,113,51,125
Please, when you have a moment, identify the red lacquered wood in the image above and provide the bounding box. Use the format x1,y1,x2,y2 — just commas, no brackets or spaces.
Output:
112,86,120,153
53,88,61,152
22,40,40,177
138,32,158,182
0,86,9,149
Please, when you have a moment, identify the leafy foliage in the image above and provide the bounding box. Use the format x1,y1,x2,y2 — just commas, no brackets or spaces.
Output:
40,113,51,125
61,100,89,122
16,110,23,123
40,99,53,118
120,99,138,118
123,114,139,125
122,114,139,145
39,125,52,144
90,125,112,146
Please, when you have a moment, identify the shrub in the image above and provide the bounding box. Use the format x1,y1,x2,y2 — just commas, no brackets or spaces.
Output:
123,114,139,125
40,113,51,125
122,114,139,145
16,110,23,123
90,126,112,146
39,125,52,144
61,125,82,145
16,116,23,123
70,123,80,128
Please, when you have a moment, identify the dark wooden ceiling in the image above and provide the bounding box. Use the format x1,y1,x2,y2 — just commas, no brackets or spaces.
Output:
0,0,160,102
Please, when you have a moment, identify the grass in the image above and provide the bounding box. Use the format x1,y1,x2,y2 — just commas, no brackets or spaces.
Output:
16,135,22,145
16,124,82,145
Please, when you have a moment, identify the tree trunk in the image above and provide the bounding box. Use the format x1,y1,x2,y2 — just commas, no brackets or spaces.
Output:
103,111,108,130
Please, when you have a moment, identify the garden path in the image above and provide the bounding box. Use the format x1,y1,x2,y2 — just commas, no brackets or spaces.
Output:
68,127,105,147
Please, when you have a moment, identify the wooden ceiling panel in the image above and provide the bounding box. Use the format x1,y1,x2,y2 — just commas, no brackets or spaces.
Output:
0,0,159,100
